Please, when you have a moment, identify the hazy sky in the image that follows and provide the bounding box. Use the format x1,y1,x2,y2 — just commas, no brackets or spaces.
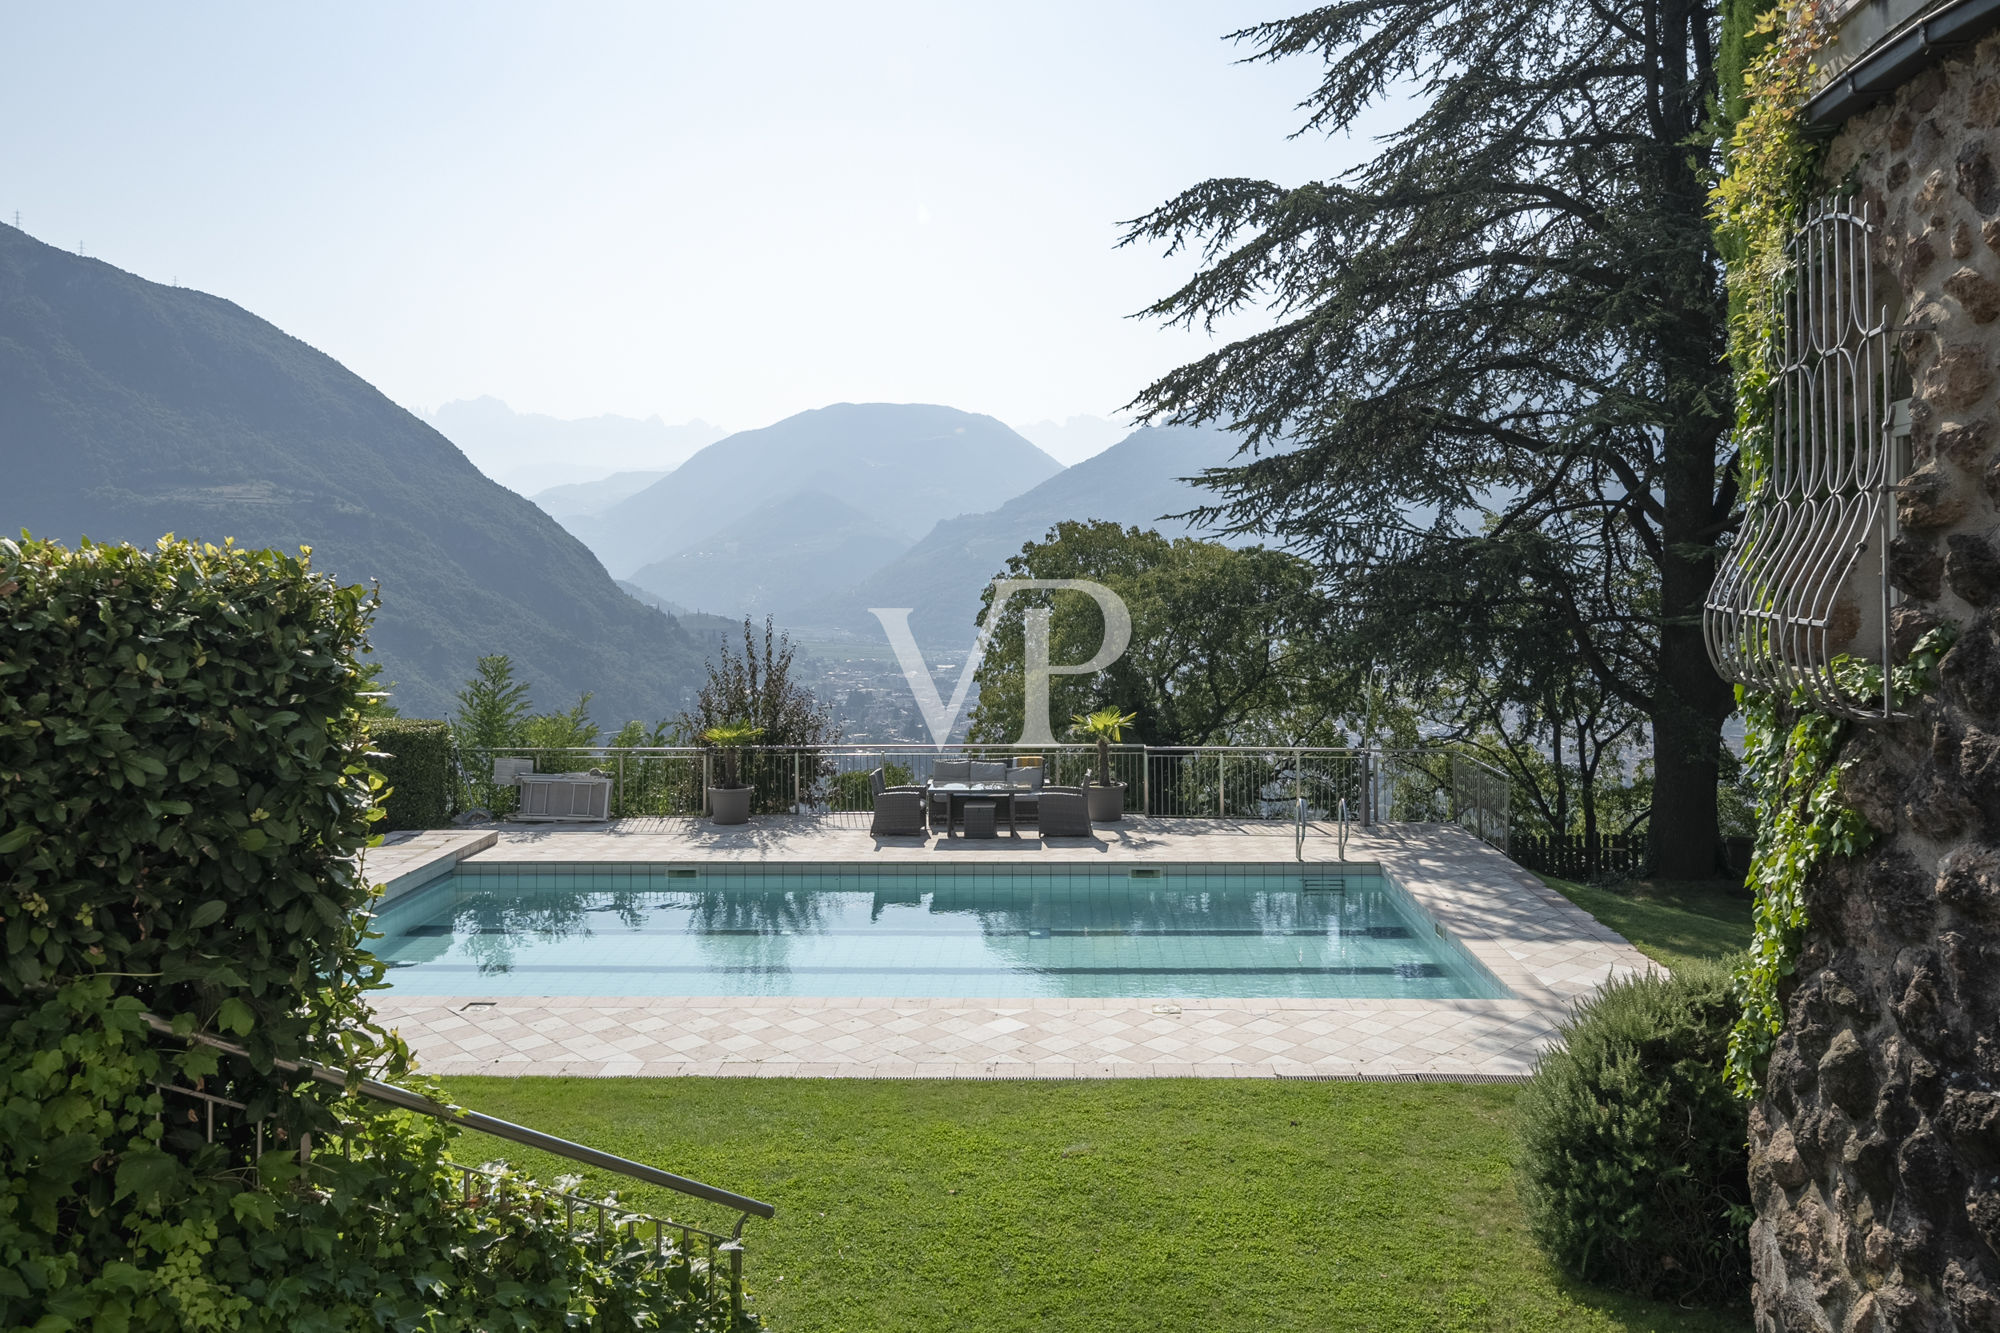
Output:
3,2,1402,433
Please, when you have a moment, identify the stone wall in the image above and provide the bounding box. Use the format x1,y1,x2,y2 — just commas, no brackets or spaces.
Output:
1749,34,2000,1332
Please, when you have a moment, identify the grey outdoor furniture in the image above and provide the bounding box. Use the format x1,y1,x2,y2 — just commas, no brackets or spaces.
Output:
931,784,1022,838
961,800,999,838
867,767,929,836
1036,785,1093,837
1006,765,1045,823
928,758,973,827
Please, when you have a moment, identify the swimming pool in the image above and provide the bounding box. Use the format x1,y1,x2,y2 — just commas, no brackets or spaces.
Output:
370,863,1509,1000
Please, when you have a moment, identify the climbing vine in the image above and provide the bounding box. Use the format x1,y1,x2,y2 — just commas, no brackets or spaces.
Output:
1725,634,1955,1091
1707,2,1860,1095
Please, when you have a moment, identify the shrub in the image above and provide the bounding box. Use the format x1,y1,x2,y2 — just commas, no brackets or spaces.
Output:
369,717,458,830
832,762,914,810
0,536,749,1330
1515,957,1750,1304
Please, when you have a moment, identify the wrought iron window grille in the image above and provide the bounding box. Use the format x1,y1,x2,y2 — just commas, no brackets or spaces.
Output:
1704,197,1911,720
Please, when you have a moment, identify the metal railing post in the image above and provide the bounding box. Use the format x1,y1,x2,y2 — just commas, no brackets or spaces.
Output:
726,1241,745,1325
1142,747,1150,816
616,752,625,818
1218,752,1226,817
793,750,801,814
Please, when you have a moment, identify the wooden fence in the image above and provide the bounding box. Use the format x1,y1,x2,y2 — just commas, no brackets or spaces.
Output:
1510,833,1647,881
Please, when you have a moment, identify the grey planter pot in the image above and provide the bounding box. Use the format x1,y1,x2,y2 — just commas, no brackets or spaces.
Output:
1086,781,1126,823
708,784,753,825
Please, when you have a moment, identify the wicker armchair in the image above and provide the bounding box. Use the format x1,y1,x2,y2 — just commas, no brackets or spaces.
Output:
868,767,928,836
1036,785,1093,838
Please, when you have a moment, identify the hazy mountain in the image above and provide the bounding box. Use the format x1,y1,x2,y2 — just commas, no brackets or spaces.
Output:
627,489,914,620
532,470,671,520
0,223,708,723
426,396,727,493
814,424,1246,648
1011,414,1130,465
570,403,1063,578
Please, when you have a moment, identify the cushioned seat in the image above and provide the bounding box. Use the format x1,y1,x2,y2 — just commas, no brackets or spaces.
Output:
868,766,928,836
927,757,973,827
1036,786,1093,837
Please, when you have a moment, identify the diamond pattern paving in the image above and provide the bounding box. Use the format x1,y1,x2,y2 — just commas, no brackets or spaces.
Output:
370,819,1648,1080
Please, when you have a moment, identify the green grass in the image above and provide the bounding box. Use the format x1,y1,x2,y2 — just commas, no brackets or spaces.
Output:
440,1077,1745,1332
1538,876,1754,971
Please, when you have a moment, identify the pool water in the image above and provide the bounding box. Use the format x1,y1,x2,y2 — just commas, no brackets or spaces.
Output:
370,863,1509,1000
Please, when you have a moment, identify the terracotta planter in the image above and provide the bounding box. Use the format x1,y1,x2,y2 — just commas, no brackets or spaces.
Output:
1086,781,1126,823
709,784,753,825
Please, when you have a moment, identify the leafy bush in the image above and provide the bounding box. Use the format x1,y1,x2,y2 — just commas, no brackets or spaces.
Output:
683,617,836,813
832,762,914,811
1515,957,1749,1304
369,717,458,830
0,536,749,1330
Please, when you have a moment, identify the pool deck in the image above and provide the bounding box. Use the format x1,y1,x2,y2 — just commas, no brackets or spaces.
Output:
364,817,1652,1082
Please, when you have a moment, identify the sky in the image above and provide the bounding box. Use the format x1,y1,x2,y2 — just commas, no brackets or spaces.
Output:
2,2,1404,435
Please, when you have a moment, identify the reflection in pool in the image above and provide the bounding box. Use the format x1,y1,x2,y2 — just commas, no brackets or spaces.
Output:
371,864,1508,1000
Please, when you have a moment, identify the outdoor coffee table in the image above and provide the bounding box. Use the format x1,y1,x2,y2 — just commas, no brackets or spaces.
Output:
929,782,1022,838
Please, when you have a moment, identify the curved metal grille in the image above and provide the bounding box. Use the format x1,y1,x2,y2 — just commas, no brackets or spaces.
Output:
1704,198,1901,719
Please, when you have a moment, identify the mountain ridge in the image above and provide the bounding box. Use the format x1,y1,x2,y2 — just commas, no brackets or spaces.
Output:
0,223,707,723
570,402,1063,578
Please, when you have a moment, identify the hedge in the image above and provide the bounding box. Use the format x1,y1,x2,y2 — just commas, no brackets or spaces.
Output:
0,535,750,1331
369,717,458,830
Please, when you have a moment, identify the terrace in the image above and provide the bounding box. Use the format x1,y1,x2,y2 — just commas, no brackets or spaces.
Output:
361,744,1648,1086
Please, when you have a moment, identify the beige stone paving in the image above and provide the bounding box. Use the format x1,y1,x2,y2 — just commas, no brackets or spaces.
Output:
362,829,496,900
368,817,1653,1080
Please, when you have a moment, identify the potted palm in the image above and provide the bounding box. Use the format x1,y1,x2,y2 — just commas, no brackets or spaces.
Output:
701,720,764,824
1070,706,1137,822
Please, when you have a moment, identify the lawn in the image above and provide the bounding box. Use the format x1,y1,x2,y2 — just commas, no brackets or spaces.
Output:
433,874,1754,1330
441,1076,1747,1332
1539,876,1755,971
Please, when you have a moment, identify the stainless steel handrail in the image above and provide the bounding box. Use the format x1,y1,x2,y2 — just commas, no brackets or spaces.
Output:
141,1014,775,1228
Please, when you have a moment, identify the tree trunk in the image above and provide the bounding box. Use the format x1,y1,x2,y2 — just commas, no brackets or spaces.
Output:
1648,622,1729,878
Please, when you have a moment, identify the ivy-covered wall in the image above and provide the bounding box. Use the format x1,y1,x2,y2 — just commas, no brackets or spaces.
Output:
1714,27,2000,1330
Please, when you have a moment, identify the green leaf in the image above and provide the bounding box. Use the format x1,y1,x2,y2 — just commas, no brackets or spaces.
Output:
113,1147,183,1206
217,997,255,1034
0,824,32,854
188,899,228,929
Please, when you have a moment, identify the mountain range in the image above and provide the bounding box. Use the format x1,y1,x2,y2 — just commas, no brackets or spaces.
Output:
539,415,1244,652
569,403,1064,580
0,224,708,723
814,423,1243,645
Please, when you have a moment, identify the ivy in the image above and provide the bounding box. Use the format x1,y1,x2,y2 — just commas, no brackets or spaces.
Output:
1725,629,1955,1094
1713,1,1832,473
1707,3,1866,1097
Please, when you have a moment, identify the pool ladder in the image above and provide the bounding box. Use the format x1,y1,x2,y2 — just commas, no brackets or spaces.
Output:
1294,797,1351,863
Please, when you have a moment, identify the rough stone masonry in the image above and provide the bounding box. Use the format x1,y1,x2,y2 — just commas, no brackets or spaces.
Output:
1748,33,2000,1333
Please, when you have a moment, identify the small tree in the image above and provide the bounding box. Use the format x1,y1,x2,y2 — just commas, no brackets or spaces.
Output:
682,617,837,813
452,653,530,751
700,721,765,790
1070,706,1137,788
